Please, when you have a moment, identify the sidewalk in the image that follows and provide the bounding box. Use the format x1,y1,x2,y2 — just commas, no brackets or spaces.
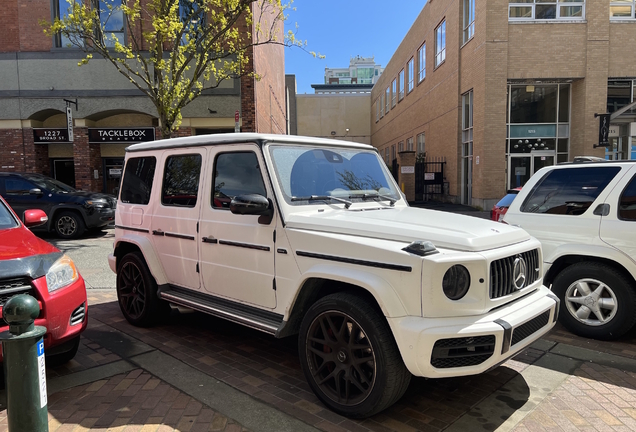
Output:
2,290,636,432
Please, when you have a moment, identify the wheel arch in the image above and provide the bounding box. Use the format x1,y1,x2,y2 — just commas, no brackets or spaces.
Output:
113,236,168,286
49,206,88,230
277,268,409,338
545,252,636,289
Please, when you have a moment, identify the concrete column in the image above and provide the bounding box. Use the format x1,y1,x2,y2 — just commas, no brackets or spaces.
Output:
398,151,416,202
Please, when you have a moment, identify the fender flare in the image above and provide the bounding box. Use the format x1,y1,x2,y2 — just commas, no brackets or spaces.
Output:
49,205,88,230
113,234,169,285
545,243,636,284
287,263,410,319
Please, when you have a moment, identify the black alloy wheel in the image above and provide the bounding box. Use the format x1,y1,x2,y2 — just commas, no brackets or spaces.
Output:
299,292,411,418
54,211,85,239
306,311,376,406
116,252,167,326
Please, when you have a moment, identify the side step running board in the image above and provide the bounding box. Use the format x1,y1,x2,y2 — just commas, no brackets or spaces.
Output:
158,285,284,335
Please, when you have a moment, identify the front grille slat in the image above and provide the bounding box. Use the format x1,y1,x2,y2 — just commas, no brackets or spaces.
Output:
70,303,86,326
511,310,550,346
490,249,540,299
0,278,34,308
431,335,496,369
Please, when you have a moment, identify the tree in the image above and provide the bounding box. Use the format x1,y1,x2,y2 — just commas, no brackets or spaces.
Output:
44,0,319,137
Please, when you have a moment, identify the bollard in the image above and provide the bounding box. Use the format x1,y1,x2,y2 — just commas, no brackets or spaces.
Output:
0,294,48,432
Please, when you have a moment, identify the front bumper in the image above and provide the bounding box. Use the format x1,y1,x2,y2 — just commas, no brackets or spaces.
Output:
85,207,115,228
389,285,558,378
0,275,88,361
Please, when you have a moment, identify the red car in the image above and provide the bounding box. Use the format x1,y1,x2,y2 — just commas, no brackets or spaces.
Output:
0,195,87,364
491,187,522,222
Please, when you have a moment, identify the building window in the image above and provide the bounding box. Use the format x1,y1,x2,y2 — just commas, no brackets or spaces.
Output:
54,0,82,48
96,0,125,47
463,0,475,44
179,0,206,45
435,21,446,68
611,1,636,19
398,141,404,152
462,90,473,146
509,1,585,20
399,69,405,101
407,58,414,93
385,148,389,163
375,100,379,122
391,79,397,108
406,137,414,151
380,93,385,118
417,133,425,156
418,43,426,82
391,145,396,161
385,87,390,114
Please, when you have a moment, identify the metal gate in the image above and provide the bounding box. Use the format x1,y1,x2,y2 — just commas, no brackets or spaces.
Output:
415,157,446,201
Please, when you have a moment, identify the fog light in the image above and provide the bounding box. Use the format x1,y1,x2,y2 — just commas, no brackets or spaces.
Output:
443,265,470,300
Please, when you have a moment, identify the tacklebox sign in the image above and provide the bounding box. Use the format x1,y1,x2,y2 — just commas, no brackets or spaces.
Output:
88,128,155,143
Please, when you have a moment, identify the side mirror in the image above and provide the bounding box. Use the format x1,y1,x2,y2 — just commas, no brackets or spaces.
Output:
23,209,48,228
29,188,43,196
230,194,274,224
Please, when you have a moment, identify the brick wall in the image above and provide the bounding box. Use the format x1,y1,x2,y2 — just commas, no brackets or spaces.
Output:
1,0,20,52
23,128,51,175
18,0,51,51
0,130,26,171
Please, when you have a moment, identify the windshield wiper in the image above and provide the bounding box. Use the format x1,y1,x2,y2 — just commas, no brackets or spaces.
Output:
291,195,353,209
349,193,396,207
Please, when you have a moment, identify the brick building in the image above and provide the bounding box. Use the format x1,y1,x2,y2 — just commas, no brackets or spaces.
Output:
0,1,285,193
372,0,636,208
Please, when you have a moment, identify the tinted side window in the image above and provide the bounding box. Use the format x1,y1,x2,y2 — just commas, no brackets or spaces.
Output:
5,178,36,195
521,167,621,215
120,157,156,205
619,174,636,221
213,152,266,209
161,154,202,207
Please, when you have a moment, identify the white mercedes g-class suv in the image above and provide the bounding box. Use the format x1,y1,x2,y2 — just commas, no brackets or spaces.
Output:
109,133,558,417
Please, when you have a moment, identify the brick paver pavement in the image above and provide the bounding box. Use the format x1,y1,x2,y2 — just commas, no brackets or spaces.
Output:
0,370,246,432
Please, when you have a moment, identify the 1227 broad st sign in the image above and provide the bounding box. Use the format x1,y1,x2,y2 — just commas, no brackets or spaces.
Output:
88,127,155,143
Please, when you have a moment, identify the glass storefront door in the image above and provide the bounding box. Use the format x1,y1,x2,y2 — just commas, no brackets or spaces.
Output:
102,158,124,196
508,152,554,189
52,159,76,188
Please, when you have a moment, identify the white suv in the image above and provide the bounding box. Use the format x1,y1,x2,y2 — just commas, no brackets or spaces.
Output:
504,160,636,340
109,133,558,417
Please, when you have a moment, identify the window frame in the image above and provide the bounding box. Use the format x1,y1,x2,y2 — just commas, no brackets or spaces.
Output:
509,1,586,21
211,151,267,211
418,43,426,83
406,137,414,152
610,1,636,20
398,69,405,101
391,79,397,108
385,87,391,114
417,133,425,156
435,20,446,69
407,57,415,93
160,153,203,208
463,0,475,44
120,156,157,205
380,93,385,118
95,0,126,48
618,173,636,221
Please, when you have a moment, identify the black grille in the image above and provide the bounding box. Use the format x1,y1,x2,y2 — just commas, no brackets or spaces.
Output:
431,335,496,369
490,249,540,299
70,303,86,326
0,278,34,307
511,310,551,346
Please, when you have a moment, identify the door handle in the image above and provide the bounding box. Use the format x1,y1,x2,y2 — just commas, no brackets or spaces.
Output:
152,229,165,236
202,236,218,244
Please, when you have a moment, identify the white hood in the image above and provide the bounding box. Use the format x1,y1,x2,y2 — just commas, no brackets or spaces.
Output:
285,206,530,252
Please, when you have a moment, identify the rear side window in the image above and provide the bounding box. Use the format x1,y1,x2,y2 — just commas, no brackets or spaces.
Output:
120,157,156,205
0,200,18,230
5,178,36,195
619,174,636,221
521,167,621,215
212,152,266,209
161,154,202,207
496,193,518,208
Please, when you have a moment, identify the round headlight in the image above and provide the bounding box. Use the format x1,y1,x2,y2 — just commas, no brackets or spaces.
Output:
442,265,471,300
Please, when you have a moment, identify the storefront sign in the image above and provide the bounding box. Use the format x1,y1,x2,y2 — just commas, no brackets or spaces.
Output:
66,106,74,142
400,166,414,174
609,124,620,138
109,168,122,176
598,114,610,147
33,128,71,143
509,124,556,139
88,128,155,143
424,173,435,181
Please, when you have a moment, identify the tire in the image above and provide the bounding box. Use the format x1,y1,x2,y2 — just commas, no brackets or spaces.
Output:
47,336,80,367
298,292,411,418
116,252,168,327
552,262,636,340
54,210,85,239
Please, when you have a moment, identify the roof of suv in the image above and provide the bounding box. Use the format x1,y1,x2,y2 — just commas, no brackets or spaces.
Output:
126,133,375,153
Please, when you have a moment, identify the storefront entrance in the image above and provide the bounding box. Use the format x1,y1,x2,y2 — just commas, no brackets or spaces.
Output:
508,152,555,189
51,159,76,188
102,158,124,196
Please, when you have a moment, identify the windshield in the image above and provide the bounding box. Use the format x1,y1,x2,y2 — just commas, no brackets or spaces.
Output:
0,200,19,230
26,176,76,193
496,192,518,208
269,145,399,205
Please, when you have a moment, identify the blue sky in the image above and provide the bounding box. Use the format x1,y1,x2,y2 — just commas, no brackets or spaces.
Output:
284,1,427,94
